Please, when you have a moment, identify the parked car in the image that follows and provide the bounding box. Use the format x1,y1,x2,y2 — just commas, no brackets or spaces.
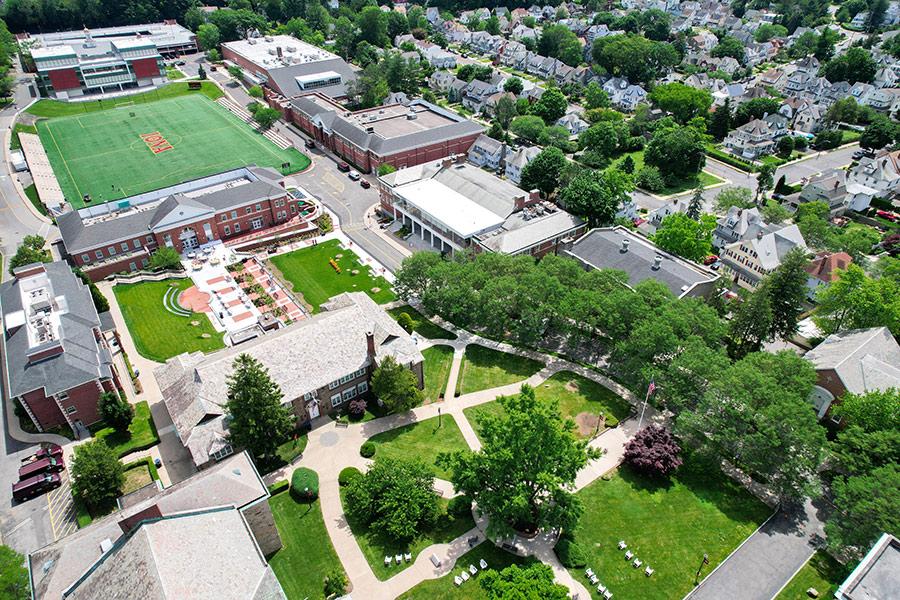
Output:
703,255,719,266
337,162,350,172
348,170,361,181
19,456,65,480
305,138,315,149
360,179,371,189
12,473,61,502
21,443,63,465
876,210,898,222
209,65,217,72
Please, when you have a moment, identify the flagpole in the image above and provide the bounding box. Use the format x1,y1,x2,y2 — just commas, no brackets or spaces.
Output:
637,382,653,430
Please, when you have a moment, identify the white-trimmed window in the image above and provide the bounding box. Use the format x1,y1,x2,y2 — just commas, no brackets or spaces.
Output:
65,406,77,414
211,445,234,461
357,381,369,394
95,250,104,259
81,254,90,263
330,393,343,407
108,246,116,256
303,392,314,401
354,367,366,379
328,380,340,390
342,387,357,402
224,225,231,236
234,223,241,233
146,235,154,243
133,239,141,250
121,242,129,252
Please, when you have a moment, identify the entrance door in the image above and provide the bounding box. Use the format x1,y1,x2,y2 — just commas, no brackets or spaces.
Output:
307,401,320,419
180,228,199,250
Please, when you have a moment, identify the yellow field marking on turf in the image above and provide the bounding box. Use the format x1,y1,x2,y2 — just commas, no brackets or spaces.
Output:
44,122,84,202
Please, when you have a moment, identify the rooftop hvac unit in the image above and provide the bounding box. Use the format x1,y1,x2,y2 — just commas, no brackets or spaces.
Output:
265,36,274,42
406,112,417,120
268,48,276,55
286,46,296,52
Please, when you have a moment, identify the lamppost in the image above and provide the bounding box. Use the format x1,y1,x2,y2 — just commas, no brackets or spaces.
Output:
438,407,442,428
694,553,709,585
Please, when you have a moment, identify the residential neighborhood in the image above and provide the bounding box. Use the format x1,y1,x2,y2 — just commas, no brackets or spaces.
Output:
0,0,897,599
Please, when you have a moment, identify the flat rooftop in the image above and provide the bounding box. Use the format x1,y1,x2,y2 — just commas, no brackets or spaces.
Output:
565,227,719,298
349,103,458,139
222,34,337,70
837,533,900,600
397,178,506,237
27,22,194,59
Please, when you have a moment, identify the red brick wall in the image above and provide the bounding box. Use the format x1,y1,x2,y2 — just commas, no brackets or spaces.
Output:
130,57,161,79
221,47,275,89
21,388,65,431
47,68,81,91
58,380,104,427
376,131,481,170
80,254,151,282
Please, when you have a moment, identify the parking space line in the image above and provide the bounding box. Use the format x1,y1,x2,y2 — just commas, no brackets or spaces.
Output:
46,492,60,541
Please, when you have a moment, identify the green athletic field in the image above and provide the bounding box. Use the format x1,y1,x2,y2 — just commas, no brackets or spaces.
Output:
36,94,310,209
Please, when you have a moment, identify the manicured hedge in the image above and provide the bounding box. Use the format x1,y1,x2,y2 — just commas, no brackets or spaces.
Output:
360,441,376,458
706,146,757,172
268,480,289,495
448,495,473,517
555,533,588,568
339,467,363,487
290,467,319,500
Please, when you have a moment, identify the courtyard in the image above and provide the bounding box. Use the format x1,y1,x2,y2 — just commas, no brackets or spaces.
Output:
455,344,543,395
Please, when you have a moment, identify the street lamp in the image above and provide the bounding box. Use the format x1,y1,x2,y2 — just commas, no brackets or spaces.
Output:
694,553,709,585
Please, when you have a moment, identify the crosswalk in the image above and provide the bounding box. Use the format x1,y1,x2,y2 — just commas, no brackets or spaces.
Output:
46,475,78,541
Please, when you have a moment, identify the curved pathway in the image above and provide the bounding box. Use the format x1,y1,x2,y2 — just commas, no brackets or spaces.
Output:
264,312,663,600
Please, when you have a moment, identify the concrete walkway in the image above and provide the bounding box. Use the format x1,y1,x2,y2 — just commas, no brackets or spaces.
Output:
263,313,659,599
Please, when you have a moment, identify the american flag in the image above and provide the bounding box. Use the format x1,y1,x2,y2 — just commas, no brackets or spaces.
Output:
647,380,656,395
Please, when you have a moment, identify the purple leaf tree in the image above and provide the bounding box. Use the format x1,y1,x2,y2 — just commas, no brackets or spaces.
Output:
624,425,683,478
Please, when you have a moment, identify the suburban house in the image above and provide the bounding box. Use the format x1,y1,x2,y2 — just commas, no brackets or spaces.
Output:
462,79,499,113
564,227,720,299
723,118,780,159
712,206,781,250
28,451,285,599
804,327,900,421
720,224,808,289
556,113,590,136
805,251,852,300
504,146,541,184
468,134,506,170
156,292,423,469
57,167,320,281
378,156,585,257
0,261,123,436
790,169,877,215
21,22,197,99
603,78,648,111
835,533,900,600
847,150,900,197
285,94,483,173
221,34,356,100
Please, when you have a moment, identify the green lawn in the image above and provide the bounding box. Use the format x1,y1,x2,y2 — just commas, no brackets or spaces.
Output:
166,66,186,81
456,344,543,395
342,492,475,581
121,463,154,495
269,239,395,311
276,434,308,465
36,93,309,208
92,401,159,457
23,184,48,216
26,81,224,118
398,542,533,600
776,551,848,600
569,455,770,600
465,371,632,439
10,122,37,150
389,305,457,340
268,490,347,600
613,150,724,196
114,278,225,362
367,415,470,479
424,345,454,403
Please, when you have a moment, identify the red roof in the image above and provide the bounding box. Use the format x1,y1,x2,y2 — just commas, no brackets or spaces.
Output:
805,251,853,284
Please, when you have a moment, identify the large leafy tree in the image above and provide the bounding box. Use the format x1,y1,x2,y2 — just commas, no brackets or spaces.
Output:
520,147,567,196
644,124,706,179
8,235,51,275
860,115,897,150
652,213,716,262
355,6,389,47
711,35,745,62
676,351,826,503
98,391,134,432
530,87,568,124
834,388,900,434
196,23,220,51
559,167,634,227
479,563,569,599
826,464,900,560
510,115,546,143
0,545,29,600
591,34,679,84
372,355,423,413
438,386,600,538
762,248,809,341
821,47,877,84
225,353,294,462
813,264,900,335
71,440,125,510
727,288,773,359
649,83,713,125
345,457,439,540
538,24,583,67
708,98,732,140
624,425,683,477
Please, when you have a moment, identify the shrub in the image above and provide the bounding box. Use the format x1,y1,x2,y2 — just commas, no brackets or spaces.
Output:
290,467,319,500
636,165,665,192
624,425,682,478
339,467,362,487
396,311,415,333
323,569,347,597
447,494,472,517
148,247,182,271
98,392,133,432
360,441,376,458
604,414,619,428
348,398,367,420
317,213,333,234
555,533,587,568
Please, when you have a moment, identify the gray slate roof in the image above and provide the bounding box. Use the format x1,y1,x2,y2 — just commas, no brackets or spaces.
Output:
0,261,112,398
804,327,900,394
565,227,719,298
266,57,358,98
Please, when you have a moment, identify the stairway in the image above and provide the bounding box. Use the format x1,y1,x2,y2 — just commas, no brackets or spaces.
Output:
216,96,292,150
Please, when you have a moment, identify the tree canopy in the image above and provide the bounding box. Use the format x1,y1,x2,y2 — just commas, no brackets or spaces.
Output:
813,264,900,336
591,34,679,84
372,355,423,413
644,124,707,179
8,235,51,276
0,544,29,600
652,213,716,262
821,47,877,84
70,440,124,510
520,147,567,196
479,562,570,599
438,386,600,537
559,168,634,227
649,83,713,125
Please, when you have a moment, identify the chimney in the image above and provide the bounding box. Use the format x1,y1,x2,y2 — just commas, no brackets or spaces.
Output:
621,238,630,253
441,157,453,169
514,194,527,211
833,180,839,190
757,230,764,239
365,330,375,360
276,46,283,58
653,255,662,270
